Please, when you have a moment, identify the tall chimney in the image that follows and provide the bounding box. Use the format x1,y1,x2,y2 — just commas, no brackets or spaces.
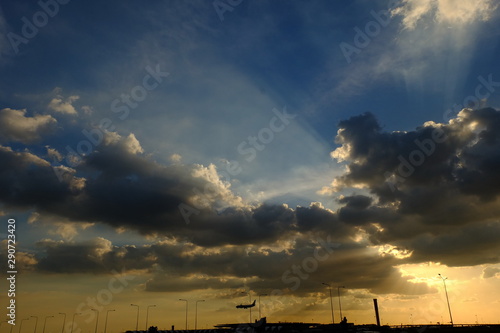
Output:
373,299,381,327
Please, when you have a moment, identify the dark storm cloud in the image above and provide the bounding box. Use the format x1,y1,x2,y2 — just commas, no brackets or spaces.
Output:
184,204,298,247
0,127,350,247
0,107,354,249
295,202,338,232
332,112,457,199
336,195,399,227
0,240,37,274
145,275,244,292
0,130,315,246
29,236,432,296
453,108,500,201
244,242,433,296
334,108,500,203
150,238,295,281
34,238,157,274
5,105,500,293
401,221,500,266
0,145,74,207
35,238,114,274
329,107,500,267
294,202,356,241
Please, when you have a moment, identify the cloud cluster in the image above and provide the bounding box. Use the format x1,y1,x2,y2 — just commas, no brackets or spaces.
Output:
2,101,500,297
0,144,74,207
327,108,500,267
333,0,498,104
8,235,431,297
47,90,80,115
389,0,498,93
391,0,497,30
0,108,57,144
0,122,301,247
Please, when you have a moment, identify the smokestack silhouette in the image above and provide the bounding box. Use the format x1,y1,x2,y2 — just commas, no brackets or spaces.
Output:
373,299,381,326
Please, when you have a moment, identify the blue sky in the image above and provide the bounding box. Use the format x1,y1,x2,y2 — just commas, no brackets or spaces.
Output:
1,0,500,329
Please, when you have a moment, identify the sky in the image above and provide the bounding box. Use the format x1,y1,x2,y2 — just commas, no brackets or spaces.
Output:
1,0,500,331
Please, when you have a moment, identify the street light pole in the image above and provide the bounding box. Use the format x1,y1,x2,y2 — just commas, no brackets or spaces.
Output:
322,283,335,325
59,313,66,333
241,292,251,323
91,309,99,333
2,321,15,333
104,310,115,333
248,292,252,324
179,299,188,330
130,304,139,331
70,313,80,333
258,294,267,320
19,318,29,333
438,274,454,326
195,300,205,330
30,316,38,333
42,316,54,333
145,305,156,331
337,286,345,320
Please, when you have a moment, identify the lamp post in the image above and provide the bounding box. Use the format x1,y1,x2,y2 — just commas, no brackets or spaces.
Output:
195,300,204,330
19,318,29,333
1,322,10,333
241,292,252,323
42,316,54,333
322,283,335,325
91,309,99,333
2,321,14,333
258,294,267,320
337,286,346,321
30,316,38,333
438,274,454,326
104,310,115,333
130,304,139,331
59,313,66,333
179,299,188,330
70,313,80,333
145,305,156,331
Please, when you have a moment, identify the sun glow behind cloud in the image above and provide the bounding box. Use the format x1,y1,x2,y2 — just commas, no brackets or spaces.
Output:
396,262,500,324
